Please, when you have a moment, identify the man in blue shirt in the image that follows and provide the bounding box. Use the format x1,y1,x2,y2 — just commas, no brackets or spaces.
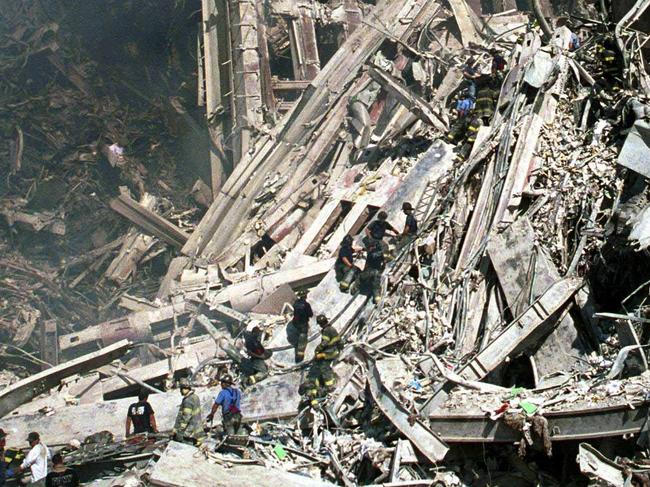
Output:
206,375,242,436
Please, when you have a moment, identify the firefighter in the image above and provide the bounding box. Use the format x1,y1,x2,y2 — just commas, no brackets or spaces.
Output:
287,291,313,363
359,239,385,303
474,74,500,123
307,315,343,393
298,377,322,408
241,326,272,386
595,36,623,91
172,378,206,446
337,235,359,291
446,96,475,144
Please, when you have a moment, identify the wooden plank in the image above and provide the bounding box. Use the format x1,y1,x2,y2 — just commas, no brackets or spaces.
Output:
109,188,189,249
0,340,131,419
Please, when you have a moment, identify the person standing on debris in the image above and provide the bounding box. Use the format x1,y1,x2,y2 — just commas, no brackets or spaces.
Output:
298,377,322,408
0,429,13,487
474,74,500,123
359,239,386,304
308,315,343,393
364,211,398,254
401,202,417,237
491,49,507,76
45,454,79,487
126,390,158,437
336,235,359,291
241,326,272,386
288,291,313,363
447,96,475,149
206,375,242,436
172,378,206,446
462,58,481,99
594,36,623,91
15,432,49,486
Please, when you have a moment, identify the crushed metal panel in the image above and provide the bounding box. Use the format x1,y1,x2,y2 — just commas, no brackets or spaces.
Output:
487,217,589,380
577,443,627,486
149,441,336,487
422,277,583,414
0,340,131,419
618,119,650,180
251,284,296,315
367,358,449,463
523,49,554,88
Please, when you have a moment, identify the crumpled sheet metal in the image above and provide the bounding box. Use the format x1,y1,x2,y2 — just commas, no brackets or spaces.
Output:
618,120,650,179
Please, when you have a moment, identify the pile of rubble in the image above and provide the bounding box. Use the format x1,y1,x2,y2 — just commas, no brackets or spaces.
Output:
3,0,650,485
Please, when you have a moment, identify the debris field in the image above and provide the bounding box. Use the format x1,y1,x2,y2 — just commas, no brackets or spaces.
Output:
2,0,650,485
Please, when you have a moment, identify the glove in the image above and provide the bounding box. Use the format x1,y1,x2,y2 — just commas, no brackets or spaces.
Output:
315,353,326,360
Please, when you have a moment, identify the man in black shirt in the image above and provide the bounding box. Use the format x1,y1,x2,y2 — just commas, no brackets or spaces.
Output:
45,454,79,487
241,326,272,386
366,211,398,242
125,390,158,436
359,240,385,303
336,235,359,291
402,202,418,236
288,292,313,363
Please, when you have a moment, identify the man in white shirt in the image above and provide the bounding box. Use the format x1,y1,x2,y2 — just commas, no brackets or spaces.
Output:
17,432,49,486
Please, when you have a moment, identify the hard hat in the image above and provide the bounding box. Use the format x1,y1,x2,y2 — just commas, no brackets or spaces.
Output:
178,377,192,389
317,315,329,326
402,202,413,212
220,374,234,385
377,211,388,221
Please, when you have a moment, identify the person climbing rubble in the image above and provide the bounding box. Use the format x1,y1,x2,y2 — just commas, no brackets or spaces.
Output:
474,74,500,123
462,57,481,100
595,36,623,91
336,235,359,291
401,202,418,237
207,375,242,436
359,239,386,304
15,432,50,486
364,211,398,254
0,429,11,487
491,49,507,76
172,378,206,446
298,377,322,408
241,326,272,386
287,291,313,363
126,390,157,437
447,96,482,161
307,315,343,394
